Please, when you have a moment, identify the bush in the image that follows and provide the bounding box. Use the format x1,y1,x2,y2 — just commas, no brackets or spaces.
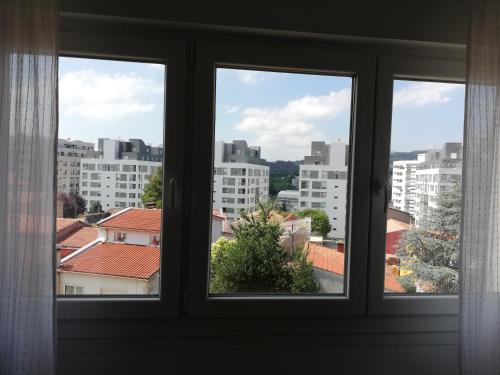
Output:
210,202,318,294
297,208,331,237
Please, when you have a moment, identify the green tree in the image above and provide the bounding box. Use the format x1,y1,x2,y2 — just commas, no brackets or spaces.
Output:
88,201,103,214
297,208,331,238
397,183,461,293
142,168,163,208
58,192,86,218
269,173,297,197
210,201,318,293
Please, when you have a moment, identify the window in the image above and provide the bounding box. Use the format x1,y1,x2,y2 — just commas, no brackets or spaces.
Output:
382,78,464,295
190,36,374,316
56,55,172,307
64,285,83,295
114,232,127,242
367,57,465,315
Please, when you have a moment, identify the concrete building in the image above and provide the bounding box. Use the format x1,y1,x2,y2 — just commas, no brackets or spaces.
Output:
391,157,424,215
57,139,94,194
414,143,462,227
277,190,300,211
79,138,163,211
299,141,349,239
213,140,270,220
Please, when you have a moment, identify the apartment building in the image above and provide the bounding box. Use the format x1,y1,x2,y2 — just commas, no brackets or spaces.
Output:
414,143,463,227
391,157,424,215
79,138,163,210
213,140,270,220
57,139,94,194
299,141,349,239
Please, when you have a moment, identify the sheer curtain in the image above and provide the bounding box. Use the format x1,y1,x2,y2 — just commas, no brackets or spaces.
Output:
460,1,500,374
0,0,58,374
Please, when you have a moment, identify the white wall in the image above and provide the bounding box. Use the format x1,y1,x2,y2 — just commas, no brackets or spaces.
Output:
58,271,155,294
106,229,159,246
211,218,223,243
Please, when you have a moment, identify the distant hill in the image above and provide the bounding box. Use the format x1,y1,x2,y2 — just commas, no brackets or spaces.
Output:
267,160,300,175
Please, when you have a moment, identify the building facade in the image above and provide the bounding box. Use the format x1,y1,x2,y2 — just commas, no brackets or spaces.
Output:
57,139,94,194
79,138,163,211
213,140,270,220
413,143,462,227
391,157,424,215
299,141,349,239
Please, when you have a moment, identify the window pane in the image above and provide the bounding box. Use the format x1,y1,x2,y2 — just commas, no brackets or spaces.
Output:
210,67,353,295
385,80,465,294
56,58,165,296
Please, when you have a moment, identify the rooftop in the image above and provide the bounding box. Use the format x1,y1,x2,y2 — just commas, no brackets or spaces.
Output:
58,242,160,279
56,218,81,233
98,208,161,232
306,242,405,293
58,226,99,249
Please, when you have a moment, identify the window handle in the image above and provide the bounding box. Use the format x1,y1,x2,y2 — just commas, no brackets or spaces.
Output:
169,178,176,210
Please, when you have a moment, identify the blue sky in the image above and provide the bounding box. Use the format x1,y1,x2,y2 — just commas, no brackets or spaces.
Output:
59,58,465,161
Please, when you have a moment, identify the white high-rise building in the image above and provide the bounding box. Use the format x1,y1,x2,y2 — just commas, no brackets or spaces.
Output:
213,140,269,220
414,143,462,227
299,141,349,239
80,138,163,211
57,139,95,194
391,157,424,215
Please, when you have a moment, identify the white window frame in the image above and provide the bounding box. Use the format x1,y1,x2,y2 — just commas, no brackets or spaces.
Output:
367,56,465,315
187,42,376,317
57,31,186,319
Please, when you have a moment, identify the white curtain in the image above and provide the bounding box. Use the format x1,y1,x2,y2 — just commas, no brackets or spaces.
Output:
0,0,58,374
460,1,500,374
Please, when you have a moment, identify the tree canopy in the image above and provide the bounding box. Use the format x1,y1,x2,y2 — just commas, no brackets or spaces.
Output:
58,192,86,218
396,183,461,293
142,168,163,208
297,208,331,238
210,201,318,294
88,201,103,214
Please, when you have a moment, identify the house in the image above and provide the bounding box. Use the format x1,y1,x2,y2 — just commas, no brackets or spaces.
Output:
306,242,405,293
58,242,160,295
56,218,98,258
58,208,234,294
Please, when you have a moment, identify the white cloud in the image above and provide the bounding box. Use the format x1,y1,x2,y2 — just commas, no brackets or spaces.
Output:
237,70,264,84
148,63,165,71
393,81,461,107
224,105,239,114
59,70,162,121
233,88,351,160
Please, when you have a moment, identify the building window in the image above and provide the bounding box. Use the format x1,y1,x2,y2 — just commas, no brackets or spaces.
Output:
64,285,83,295
114,232,127,242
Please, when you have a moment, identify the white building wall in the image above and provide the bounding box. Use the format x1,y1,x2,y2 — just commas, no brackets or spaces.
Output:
106,229,160,246
277,190,300,210
391,160,422,215
57,139,94,194
414,165,462,227
299,142,348,239
211,218,223,243
80,158,162,211
58,271,155,295
213,162,269,220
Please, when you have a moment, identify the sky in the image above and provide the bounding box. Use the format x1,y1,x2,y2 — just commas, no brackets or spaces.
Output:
59,57,465,161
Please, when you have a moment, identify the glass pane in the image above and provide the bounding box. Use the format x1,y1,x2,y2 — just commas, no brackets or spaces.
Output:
56,57,165,296
385,79,465,294
210,67,353,295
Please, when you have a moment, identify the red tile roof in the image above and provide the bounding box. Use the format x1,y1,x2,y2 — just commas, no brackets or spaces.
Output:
98,208,161,232
306,242,405,293
58,242,160,279
212,208,226,221
56,218,80,233
58,226,99,249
